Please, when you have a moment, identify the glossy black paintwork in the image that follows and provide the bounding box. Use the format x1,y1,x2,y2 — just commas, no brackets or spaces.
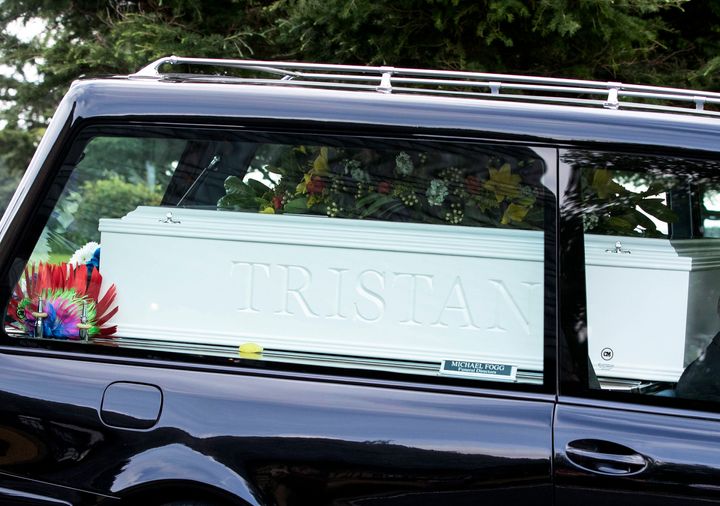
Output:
0,477,90,505
2,76,720,504
100,382,162,430
554,143,720,504
555,402,720,504
0,348,553,505
64,79,720,152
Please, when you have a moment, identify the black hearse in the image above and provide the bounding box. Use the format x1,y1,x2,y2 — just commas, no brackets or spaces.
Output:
2,56,720,505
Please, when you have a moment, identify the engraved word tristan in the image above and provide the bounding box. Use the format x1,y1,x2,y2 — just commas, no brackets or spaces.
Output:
230,261,541,335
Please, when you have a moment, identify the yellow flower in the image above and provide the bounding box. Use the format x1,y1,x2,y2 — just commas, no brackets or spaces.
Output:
296,148,329,196
312,147,329,175
296,173,312,194
484,163,521,202
501,203,529,225
260,207,275,214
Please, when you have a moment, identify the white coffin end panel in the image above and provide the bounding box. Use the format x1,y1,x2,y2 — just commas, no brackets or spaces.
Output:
585,235,720,382
99,207,545,372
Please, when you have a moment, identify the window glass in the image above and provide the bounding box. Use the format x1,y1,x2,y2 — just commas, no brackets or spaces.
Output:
702,186,720,237
565,149,720,402
5,126,553,386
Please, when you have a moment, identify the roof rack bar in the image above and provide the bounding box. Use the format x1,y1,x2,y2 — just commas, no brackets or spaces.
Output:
271,73,613,96
383,85,720,114
392,77,610,96
135,55,720,99
130,56,720,119
133,56,302,79
157,70,720,105
620,90,720,105
165,75,382,91
377,68,393,94
132,56,614,89
603,83,621,110
289,74,612,96
156,74,720,117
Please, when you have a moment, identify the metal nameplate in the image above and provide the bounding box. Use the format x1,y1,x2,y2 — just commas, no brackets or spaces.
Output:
440,360,517,381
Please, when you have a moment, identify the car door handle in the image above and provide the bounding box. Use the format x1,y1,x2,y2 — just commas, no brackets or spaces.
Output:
565,439,648,476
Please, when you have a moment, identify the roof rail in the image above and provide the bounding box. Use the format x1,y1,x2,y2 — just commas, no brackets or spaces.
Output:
131,55,720,118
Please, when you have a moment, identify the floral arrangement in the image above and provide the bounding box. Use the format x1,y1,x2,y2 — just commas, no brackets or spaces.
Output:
69,241,101,269
580,168,678,237
7,243,118,340
218,146,544,229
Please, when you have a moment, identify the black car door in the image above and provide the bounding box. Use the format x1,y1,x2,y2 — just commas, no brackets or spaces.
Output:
555,147,720,504
0,117,558,505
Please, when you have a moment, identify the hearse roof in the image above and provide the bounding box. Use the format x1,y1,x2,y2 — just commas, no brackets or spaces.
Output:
60,70,720,156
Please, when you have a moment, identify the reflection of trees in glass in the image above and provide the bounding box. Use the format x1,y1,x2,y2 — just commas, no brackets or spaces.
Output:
32,137,185,262
77,137,185,190
702,186,720,238
0,165,21,219
562,150,720,238
704,189,720,212
64,177,162,246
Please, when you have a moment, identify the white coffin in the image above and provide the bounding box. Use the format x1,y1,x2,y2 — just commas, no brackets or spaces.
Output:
98,208,720,382
585,235,720,382
99,207,545,372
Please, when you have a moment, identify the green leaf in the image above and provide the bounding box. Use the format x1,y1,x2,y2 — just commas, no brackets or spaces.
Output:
641,180,673,197
217,193,256,210
639,198,678,224
629,208,658,233
265,164,284,175
247,178,271,196
223,175,248,195
606,216,635,232
357,194,398,218
283,197,309,214
376,201,405,219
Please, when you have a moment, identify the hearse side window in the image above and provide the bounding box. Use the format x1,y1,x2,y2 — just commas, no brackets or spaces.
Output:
563,149,720,404
4,126,555,387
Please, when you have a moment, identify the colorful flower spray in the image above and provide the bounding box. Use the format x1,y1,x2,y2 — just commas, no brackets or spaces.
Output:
7,245,118,340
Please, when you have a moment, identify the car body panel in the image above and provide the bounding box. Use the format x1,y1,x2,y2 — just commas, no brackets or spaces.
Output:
0,348,553,504
555,401,720,504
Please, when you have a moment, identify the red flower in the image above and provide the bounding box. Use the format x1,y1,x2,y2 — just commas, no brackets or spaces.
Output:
307,176,325,195
272,196,283,210
377,181,392,194
465,175,481,195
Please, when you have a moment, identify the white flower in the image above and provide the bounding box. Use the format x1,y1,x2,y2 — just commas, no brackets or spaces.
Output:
344,159,361,175
343,159,370,182
426,179,448,206
395,152,414,177
351,167,370,183
583,213,599,231
69,241,100,267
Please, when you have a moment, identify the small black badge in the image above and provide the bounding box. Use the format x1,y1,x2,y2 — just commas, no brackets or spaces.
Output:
601,348,614,361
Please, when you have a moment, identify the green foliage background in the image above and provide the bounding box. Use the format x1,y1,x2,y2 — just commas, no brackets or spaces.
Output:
1,0,720,217
64,176,162,246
